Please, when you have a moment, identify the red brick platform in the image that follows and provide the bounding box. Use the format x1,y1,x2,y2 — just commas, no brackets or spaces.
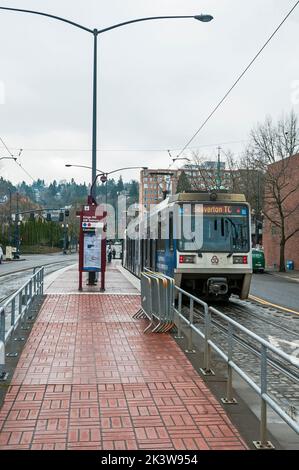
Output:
0,263,247,450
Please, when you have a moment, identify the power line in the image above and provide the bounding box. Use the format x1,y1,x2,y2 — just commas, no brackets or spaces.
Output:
14,160,35,182
0,136,14,157
1,139,246,153
176,0,299,159
0,137,35,181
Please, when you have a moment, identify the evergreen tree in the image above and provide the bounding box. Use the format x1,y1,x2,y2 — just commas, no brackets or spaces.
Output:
176,171,192,193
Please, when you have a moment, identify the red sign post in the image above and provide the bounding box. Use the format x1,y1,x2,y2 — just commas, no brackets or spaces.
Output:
78,200,106,291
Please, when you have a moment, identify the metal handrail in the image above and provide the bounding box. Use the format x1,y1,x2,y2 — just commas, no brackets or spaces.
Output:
0,266,44,372
170,283,299,448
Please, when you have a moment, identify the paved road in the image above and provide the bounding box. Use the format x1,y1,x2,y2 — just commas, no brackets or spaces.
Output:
0,253,78,302
250,273,299,312
0,253,78,276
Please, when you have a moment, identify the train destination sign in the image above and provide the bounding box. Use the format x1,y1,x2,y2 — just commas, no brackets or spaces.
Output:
194,204,248,216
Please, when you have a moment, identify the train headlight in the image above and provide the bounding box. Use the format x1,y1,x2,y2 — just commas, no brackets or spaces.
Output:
233,255,248,264
179,255,196,264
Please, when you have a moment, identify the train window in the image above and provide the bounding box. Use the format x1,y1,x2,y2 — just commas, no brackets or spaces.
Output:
178,203,250,253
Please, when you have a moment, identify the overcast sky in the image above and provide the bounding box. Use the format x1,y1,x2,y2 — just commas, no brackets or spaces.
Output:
0,0,299,185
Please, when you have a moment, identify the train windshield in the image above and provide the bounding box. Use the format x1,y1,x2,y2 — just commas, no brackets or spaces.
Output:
178,203,250,253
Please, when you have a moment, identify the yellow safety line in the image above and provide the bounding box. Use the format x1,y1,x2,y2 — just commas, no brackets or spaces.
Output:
249,294,299,316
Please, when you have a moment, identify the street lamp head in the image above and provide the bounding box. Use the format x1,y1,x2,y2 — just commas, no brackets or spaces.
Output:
65,164,72,167
194,14,214,23
142,167,148,170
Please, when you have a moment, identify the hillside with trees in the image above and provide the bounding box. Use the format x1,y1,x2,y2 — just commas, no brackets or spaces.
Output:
0,176,139,253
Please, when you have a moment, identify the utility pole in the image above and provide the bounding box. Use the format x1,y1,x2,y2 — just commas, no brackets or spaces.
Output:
217,147,222,190
62,211,69,254
255,170,261,246
15,192,20,257
8,189,12,244
63,222,67,254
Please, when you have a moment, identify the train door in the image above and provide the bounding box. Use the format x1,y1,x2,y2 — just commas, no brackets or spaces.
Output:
151,239,156,271
140,238,145,272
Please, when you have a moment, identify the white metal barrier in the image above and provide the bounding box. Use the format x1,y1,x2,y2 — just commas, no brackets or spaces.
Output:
0,266,44,379
133,270,175,333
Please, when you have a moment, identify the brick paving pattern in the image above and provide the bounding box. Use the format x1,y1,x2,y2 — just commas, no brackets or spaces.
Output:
0,265,247,450
46,263,139,295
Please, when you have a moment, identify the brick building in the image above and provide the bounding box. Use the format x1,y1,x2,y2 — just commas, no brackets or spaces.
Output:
139,169,177,209
139,163,233,210
263,154,299,270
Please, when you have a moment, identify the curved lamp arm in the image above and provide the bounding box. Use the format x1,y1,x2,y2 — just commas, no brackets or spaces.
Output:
0,6,93,33
97,15,213,34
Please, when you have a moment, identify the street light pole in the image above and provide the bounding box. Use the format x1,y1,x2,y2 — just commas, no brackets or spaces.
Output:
66,164,148,199
92,30,98,195
0,7,213,198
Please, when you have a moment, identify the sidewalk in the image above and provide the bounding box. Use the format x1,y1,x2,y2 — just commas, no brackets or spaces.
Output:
268,270,299,283
0,262,247,450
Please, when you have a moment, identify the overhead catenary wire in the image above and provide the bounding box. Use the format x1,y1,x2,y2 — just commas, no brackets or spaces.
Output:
0,136,14,156
0,139,246,153
176,0,299,160
14,160,35,182
0,136,35,181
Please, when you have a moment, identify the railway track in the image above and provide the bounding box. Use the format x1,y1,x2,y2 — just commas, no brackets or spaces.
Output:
179,298,299,418
220,298,299,338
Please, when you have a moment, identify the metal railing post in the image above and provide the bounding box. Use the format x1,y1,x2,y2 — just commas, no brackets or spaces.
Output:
29,279,33,304
25,284,29,310
0,307,7,380
254,344,274,449
6,298,18,358
33,267,37,295
0,307,5,345
41,268,44,295
174,291,184,339
11,297,16,327
36,270,40,295
201,305,214,375
185,298,195,353
19,291,22,317
221,323,237,404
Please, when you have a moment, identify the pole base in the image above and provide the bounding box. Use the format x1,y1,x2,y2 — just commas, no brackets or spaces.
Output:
0,371,9,381
253,440,275,450
87,272,97,286
221,397,238,405
6,352,18,357
200,368,215,376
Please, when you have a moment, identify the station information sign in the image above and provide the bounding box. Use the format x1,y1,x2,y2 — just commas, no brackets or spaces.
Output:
83,232,102,272
78,202,107,291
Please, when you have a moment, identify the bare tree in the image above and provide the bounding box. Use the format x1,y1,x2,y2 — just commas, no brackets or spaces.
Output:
190,151,231,191
225,150,265,225
247,111,299,271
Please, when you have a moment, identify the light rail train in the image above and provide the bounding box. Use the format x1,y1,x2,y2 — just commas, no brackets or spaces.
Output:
124,192,252,301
